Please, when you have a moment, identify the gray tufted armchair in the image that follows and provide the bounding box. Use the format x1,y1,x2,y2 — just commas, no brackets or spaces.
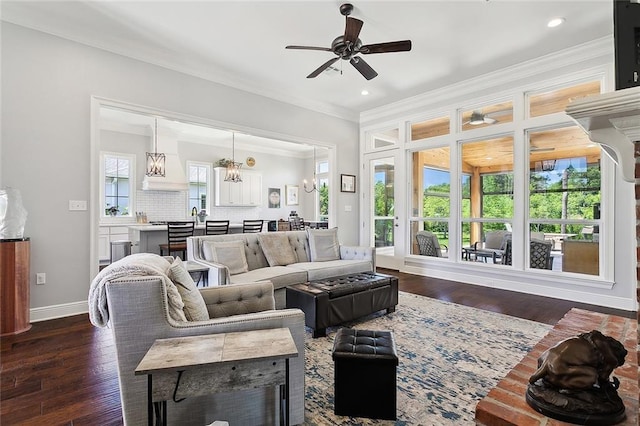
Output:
104,277,305,425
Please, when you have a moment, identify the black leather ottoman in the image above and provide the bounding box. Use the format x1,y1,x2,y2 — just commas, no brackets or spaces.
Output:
285,272,399,338
332,328,398,420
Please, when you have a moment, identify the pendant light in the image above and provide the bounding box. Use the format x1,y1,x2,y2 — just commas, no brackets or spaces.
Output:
224,132,242,183
303,146,319,193
146,118,166,177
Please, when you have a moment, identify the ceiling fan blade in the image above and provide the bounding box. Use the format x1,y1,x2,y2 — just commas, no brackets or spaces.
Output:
350,56,378,80
307,57,340,78
286,45,333,52
344,17,363,45
530,146,556,152
360,40,412,54
484,117,497,124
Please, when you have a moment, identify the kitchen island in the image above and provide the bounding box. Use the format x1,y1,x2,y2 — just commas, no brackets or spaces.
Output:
128,223,244,255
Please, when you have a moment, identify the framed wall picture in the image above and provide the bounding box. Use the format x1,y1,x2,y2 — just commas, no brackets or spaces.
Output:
268,188,281,208
285,185,299,205
341,174,356,193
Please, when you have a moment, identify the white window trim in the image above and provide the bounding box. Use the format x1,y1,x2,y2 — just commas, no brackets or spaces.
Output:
186,161,212,215
99,151,136,225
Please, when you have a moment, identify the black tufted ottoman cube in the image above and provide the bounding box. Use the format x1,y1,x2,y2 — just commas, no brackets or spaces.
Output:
332,328,398,420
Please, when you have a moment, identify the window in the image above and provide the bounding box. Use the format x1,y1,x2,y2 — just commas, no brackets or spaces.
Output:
187,162,211,215
528,81,600,117
410,147,450,256
411,116,450,141
528,126,601,275
101,152,134,218
461,101,513,132
317,160,329,222
460,137,514,262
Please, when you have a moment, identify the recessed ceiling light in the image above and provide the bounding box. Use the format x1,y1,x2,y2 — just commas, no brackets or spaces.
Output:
361,90,369,96
547,17,565,28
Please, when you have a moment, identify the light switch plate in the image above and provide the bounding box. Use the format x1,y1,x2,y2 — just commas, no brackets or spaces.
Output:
344,205,352,212
69,200,87,211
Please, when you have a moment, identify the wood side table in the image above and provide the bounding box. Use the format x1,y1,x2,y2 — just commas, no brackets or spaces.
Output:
135,328,298,426
1,238,31,336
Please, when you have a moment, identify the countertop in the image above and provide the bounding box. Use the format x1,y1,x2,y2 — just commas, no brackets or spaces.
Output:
128,223,243,231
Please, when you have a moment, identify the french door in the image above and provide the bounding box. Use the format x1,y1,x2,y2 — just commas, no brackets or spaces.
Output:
363,150,405,269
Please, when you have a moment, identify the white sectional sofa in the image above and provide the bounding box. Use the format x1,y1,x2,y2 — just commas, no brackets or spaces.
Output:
187,229,376,308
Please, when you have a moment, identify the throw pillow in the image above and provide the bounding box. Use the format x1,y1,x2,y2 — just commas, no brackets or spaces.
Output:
257,233,297,266
307,227,340,262
167,257,209,321
202,240,249,275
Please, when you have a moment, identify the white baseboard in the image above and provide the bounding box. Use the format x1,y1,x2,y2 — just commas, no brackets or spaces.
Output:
30,300,89,322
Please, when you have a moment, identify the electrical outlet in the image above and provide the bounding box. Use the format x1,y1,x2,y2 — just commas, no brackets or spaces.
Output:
36,273,46,285
69,200,87,211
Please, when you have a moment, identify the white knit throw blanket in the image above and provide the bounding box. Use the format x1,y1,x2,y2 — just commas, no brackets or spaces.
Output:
88,253,185,327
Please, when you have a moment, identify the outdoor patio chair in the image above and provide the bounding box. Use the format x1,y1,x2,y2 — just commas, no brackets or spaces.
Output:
416,231,447,257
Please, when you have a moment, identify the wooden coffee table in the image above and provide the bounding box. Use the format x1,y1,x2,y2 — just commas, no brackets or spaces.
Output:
135,328,298,426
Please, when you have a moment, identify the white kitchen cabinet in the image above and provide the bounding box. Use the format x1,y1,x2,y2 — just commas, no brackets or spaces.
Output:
99,227,110,262
214,167,262,207
99,226,131,263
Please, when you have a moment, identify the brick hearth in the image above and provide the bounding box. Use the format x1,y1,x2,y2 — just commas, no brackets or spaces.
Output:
475,308,638,426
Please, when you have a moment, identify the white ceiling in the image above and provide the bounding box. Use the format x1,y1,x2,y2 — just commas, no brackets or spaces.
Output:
1,1,613,121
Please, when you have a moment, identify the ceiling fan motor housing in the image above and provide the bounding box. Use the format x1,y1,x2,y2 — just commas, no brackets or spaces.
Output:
332,36,362,59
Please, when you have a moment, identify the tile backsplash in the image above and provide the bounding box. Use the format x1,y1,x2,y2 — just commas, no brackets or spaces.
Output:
136,190,264,222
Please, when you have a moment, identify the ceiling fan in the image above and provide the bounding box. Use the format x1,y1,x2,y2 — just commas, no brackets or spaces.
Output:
464,110,498,126
285,3,412,81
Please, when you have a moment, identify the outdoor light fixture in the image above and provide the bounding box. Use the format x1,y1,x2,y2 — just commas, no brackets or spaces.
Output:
224,132,242,183
303,146,319,193
146,118,166,177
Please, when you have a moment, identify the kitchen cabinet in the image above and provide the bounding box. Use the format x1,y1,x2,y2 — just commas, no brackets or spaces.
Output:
99,226,132,263
98,227,110,262
214,167,262,207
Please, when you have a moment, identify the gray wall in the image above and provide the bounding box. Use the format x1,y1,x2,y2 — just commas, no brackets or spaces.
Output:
1,23,359,319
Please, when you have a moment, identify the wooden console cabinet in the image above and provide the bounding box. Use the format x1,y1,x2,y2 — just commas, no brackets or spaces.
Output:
562,240,599,275
1,238,31,336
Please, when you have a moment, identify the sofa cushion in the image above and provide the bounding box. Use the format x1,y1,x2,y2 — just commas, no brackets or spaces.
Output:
287,259,373,281
167,257,209,321
229,266,308,291
203,240,249,275
307,228,340,262
258,233,297,266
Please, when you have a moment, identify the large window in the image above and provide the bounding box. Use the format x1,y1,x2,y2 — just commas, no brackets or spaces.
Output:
528,126,601,275
101,153,134,218
410,147,450,256
406,79,606,279
460,136,514,263
187,162,211,215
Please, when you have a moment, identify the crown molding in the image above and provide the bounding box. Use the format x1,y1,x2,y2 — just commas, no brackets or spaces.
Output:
360,36,614,125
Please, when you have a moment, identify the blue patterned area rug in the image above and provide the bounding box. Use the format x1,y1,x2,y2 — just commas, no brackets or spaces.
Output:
302,291,551,425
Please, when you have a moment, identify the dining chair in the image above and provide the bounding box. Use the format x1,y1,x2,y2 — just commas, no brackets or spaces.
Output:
205,220,230,235
242,220,264,233
159,221,195,259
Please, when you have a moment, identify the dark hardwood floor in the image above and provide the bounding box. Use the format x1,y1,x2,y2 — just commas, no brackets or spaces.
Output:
1,270,635,425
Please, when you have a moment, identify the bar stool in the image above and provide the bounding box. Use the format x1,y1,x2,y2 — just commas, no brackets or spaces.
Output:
159,222,195,259
205,220,230,235
242,220,264,233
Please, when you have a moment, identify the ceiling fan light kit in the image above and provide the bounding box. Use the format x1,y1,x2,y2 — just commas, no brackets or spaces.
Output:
285,3,412,80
